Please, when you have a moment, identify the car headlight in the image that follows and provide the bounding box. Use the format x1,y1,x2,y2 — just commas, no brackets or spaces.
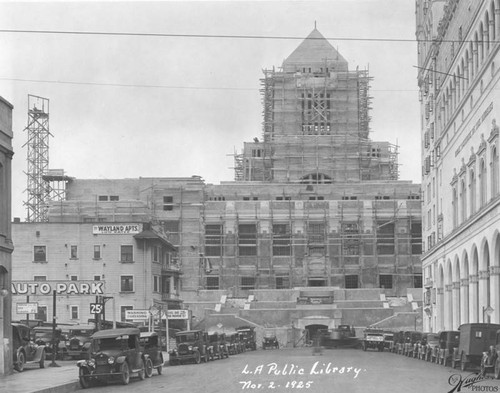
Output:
88,359,95,367
108,357,115,364
188,346,193,351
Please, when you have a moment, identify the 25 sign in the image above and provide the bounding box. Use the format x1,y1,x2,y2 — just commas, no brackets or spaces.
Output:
90,303,103,314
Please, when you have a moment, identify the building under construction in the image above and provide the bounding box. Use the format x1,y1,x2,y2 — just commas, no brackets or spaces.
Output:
235,28,399,183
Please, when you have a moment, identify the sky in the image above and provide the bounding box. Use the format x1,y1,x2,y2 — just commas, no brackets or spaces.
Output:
0,0,421,221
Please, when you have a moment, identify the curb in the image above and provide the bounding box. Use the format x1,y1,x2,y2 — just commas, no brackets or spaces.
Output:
33,381,80,393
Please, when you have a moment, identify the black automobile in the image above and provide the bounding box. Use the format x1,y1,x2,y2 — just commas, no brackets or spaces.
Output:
12,323,46,371
77,327,146,388
66,325,96,360
139,332,164,377
236,326,257,351
169,330,209,365
262,333,279,350
207,332,229,360
362,329,385,352
32,326,62,360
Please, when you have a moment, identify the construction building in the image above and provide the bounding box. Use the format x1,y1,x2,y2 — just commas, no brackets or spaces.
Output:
11,28,422,343
416,0,500,331
0,96,14,375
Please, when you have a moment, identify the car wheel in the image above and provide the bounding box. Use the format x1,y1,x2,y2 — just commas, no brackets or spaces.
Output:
144,358,153,378
120,362,130,385
79,367,92,389
15,351,25,372
494,359,500,379
461,353,468,372
157,364,163,375
193,350,201,364
39,350,45,369
138,359,146,381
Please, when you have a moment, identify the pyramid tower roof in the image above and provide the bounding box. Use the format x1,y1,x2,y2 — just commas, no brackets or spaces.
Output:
283,28,348,72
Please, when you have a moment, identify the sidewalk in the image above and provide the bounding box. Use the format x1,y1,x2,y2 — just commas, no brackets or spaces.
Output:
0,352,170,393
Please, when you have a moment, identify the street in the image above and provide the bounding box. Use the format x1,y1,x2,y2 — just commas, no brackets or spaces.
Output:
83,348,500,393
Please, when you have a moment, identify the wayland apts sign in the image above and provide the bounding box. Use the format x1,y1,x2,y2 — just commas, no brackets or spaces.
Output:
11,280,105,296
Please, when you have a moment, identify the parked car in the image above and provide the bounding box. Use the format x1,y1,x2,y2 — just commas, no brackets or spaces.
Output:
362,329,385,352
139,331,164,377
403,331,423,357
236,326,257,351
32,326,62,360
415,333,428,359
436,330,460,366
169,330,209,365
383,331,395,352
65,325,96,360
393,331,405,354
207,332,229,360
226,333,240,355
12,323,46,371
77,327,146,388
423,333,440,362
452,323,500,371
322,325,359,349
262,332,279,350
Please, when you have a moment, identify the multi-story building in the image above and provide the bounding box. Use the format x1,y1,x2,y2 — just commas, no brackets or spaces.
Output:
0,96,14,375
416,0,500,331
12,28,422,335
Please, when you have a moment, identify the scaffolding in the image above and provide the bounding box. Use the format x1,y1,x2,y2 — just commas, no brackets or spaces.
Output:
23,95,51,222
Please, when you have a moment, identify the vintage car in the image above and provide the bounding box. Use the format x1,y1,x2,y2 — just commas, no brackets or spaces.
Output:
322,325,359,349
12,323,46,371
226,332,242,355
403,331,423,357
236,326,257,351
414,333,428,359
362,329,385,352
383,331,395,352
393,331,405,354
32,326,62,360
139,331,164,377
452,323,500,371
77,327,146,388
262,332,279,350
169,330,209,365
435,330,460,366
423,333,440,362
207,332,229,360
65,325,96,360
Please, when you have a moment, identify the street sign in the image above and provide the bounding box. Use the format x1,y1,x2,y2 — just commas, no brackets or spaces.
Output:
125,309,150,320
167,310,189,319
90,303,103,314
16,302,38,314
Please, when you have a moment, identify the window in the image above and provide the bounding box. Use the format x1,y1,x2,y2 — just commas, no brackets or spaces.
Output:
273,224,291,256
238,224,257,256
120,245,134,262
70,275,78,281
205,224,223,257
379,275,393,289
93,245,101,260
70,306,79,320
414,274,423,288
163,196,174,211
120,275,134,292
240,276,255,290
98,195,108,201
34,275,46,281
70,245,78,259
153,275,160,292
276,276,290,289
34,246,47,262
342,223,359,255
345,275,359,289
109,195,119,201
206,276,220,290
36,306,47,322
163,221,180,245
410,222,422,254
377,221,395,255
121,306,133,322
152,246,160,262
94,275,101,281
308,222,325,254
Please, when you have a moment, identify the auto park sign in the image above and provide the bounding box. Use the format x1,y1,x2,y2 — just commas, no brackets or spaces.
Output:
11,280,105,296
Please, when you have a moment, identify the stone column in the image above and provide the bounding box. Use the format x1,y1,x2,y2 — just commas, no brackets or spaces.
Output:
437,287,444,331
452,281,461,329
460,278,469,324
469,274,479,322
490,266,500,323
479,270,490,322
445,284,453,330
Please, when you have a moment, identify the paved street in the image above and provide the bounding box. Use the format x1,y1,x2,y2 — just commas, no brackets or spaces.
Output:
83,348,500,393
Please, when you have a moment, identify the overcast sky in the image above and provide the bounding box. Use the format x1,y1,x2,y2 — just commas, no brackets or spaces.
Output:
0,0,420,220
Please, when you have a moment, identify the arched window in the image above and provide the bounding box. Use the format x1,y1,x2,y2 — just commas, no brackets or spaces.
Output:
460,179,467,222
470,169,476,214
479,22,485,63
491,146,499,196
480,159,487,207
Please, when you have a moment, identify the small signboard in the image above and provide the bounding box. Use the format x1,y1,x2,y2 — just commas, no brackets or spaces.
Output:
90,303,103,315
167,309,189,319
16,302,38,314
125,309,150,320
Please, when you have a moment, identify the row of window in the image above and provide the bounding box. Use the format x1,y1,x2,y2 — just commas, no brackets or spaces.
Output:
33,245,134,263
204,274,423,290
200,195,421,203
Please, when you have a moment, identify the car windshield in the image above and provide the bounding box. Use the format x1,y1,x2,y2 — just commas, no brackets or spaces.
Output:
70,329,93,337
177,333,197,343
34,331,53,340
209,335,218,342
93,337,131,352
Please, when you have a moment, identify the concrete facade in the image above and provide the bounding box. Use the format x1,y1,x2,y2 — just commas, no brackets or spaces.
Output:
0,96,13,376
416,0,500,331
